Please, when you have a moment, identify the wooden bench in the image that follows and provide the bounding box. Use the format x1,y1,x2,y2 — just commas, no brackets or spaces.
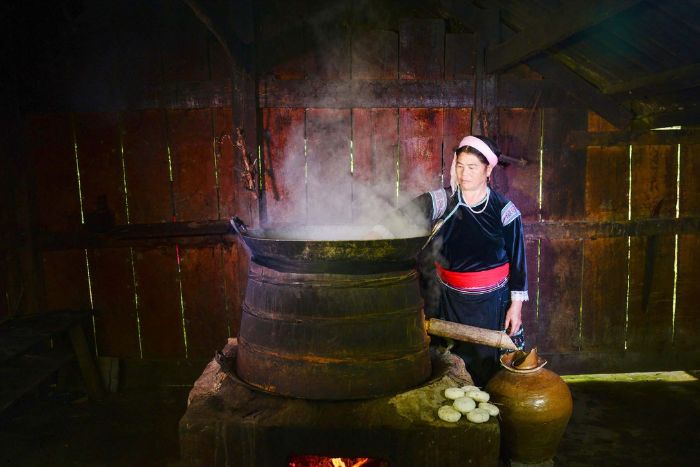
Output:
0,310,105,414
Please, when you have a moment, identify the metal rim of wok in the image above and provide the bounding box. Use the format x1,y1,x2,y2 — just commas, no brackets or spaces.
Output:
232,220,430,274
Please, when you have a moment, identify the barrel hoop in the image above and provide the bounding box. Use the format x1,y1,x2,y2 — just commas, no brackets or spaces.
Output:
248,268,418,288
237,336,429,364
241,302,424,322
250,256,417,274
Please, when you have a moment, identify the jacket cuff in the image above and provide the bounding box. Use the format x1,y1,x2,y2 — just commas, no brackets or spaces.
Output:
511,290,529,302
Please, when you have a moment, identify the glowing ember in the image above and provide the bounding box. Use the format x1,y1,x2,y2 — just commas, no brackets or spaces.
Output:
287,455,389,467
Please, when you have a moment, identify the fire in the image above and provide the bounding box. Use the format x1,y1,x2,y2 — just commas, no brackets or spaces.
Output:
287,455,387,467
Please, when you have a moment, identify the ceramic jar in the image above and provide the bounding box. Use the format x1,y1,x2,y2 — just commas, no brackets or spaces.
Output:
485,351,573,463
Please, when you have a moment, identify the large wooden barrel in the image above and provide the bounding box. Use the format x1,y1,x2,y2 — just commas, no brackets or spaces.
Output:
236,262,432,399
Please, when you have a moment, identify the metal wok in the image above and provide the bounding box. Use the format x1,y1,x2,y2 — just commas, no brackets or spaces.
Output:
230,217,429,274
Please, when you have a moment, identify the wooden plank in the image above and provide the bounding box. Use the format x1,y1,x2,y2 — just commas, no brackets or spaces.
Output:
526,55,633,130
133,247,185,358
261,108,306,224
27,114,81,232
258,79,475,109
674,143,700,350
159,1,210,83
0,348,74,413
33,217,700,251
178,246,229,358
537,238,583,353
399,19,445,80
588,111,619,132
681,143,700,217
231,57,259,227
399,108,444,195
305,108,352,224
604,62,700,96
585,146,628,221
351,108,400,221
208,34,232,82
122,110,173,224
88,248,140,357
212,107,235,219
540,108,587,353
112,3,162,88
442,108,472,185
0,310,92,363
221,243,247,338
486,0,643,73
675,234,700,350
42,250,90,311
0,252,8,321
168,109,218,222
580,237,628,352
29,78,576,112
521,237,540,349
568,129,700,149
625,144,676,351
351,30,398,80
74,112,126,227
257,1,308,80
541,108,587,221
306,20,351,80
130,81,233,111
445,33,476,80
67,322,106,400
495,108,541,222
631,145,677,219
581,110,629,352
472,6,499,135
626,235,675,351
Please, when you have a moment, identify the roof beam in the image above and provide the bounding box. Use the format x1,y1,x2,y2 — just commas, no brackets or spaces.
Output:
632,106,700,131
604,63,700,95
527,55,633,129
486,0,643,73
184,0,253,71
464,0,636,128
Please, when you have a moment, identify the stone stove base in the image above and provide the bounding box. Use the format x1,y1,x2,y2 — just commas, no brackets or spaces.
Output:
179,339,500,467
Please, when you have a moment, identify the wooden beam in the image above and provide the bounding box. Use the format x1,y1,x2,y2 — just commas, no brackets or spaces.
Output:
567,129,700,148
21,76,581,112
258,78,476,108
604,63,700,95
525,217,700,240
464,0,635,129
527,55,634,129
473,6,500,136
28,216,700,252
632,106,700,131
184,0,252,71
486,0,643,73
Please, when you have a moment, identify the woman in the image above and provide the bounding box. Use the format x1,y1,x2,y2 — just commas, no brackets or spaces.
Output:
414,135,528,387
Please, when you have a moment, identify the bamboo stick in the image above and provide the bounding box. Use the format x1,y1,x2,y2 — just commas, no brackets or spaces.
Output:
425,318,518,351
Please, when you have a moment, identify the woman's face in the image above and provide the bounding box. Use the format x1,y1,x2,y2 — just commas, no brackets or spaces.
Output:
455,152,492,192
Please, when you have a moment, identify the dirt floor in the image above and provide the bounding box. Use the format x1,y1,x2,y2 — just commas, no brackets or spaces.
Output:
1,371,699,466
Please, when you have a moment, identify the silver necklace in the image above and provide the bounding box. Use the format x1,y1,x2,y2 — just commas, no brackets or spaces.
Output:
460,188,490,214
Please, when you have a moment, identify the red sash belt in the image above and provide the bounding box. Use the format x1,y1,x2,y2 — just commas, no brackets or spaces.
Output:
435,262,510,289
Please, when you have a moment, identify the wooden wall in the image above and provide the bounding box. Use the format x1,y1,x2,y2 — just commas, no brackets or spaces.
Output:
4,0,699,374
15,1,250,360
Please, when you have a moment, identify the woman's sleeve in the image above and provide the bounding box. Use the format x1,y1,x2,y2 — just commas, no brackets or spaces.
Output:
369,191,437,238
399,189,445,222
502,201,528,302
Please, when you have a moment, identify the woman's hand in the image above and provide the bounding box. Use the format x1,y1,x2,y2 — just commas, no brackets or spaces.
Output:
504,300,523,336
